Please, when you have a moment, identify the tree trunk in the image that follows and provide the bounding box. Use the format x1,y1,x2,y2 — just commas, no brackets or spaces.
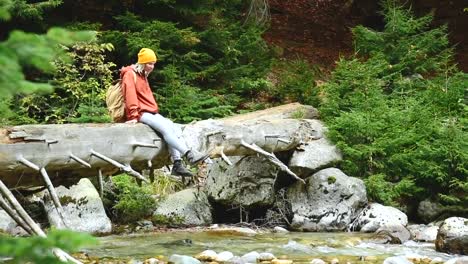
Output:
0,103,319,188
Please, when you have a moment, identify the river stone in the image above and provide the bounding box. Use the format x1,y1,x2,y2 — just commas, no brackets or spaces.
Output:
153,188,212,226
289,137,342,177
407,224,439,242
241,251,260,263
207,226,257,236
169,254,201,264
383,256,413,264
310,259,326,264
417,199,443,224
205,155,278,208
215,251,234,262
195,250,218,261
0,209,27,236
44,178,111,234
435,217,468,255
351,203,408,232
376,224,411,244
274,226,289,233
258,252,275,261
287,168,367,231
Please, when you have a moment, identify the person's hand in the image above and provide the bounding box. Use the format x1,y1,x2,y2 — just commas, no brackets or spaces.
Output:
125,119,138,124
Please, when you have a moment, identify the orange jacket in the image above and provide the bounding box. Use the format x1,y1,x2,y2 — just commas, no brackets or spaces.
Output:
120,65,159,121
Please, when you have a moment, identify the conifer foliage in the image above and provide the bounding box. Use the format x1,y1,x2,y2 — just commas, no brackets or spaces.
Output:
319,1,467,210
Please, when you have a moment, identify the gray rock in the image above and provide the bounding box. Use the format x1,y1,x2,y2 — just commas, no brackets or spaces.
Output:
289,137,342,177
154,188,212,226
287,168,367,231
44,178,111,234
352,203,408,232
0,209,28,236
418,200,443,224
258,252,275,261
407,224,439,242
205,156,278,208
436,217,468,255
376,224,411,244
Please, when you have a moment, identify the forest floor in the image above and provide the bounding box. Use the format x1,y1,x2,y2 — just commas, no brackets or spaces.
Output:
263,0,468,73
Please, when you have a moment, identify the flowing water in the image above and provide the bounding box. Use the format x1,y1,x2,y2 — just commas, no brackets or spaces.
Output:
82,229,459,263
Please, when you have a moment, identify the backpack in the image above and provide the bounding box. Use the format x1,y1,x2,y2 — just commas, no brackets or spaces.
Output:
106,71,137,123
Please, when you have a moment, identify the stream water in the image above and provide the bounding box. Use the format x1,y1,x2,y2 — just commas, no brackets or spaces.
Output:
82,229,460,263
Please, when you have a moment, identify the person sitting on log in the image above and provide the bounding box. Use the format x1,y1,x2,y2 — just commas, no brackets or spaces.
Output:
120,47,208,177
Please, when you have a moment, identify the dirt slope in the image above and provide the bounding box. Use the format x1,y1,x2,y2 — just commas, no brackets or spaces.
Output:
264,0,467,72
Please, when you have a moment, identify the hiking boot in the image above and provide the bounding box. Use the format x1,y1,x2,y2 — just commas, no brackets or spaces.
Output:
171,160,194,177
184,150,209,165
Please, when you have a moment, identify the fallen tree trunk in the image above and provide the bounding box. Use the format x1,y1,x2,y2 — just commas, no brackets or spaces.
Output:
0,103,320,188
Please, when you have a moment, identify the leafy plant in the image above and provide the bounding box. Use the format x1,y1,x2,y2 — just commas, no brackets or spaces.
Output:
0,229,96,264
110,174,157,223
10,41,114,124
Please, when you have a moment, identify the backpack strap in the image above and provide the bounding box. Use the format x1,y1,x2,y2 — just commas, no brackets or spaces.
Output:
131,70,137,85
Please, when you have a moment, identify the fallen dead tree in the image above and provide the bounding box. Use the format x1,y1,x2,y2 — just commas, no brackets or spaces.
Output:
0,103,319,189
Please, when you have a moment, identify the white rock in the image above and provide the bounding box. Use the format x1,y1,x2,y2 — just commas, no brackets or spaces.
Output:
274,226,289,233
258,252,275,261
215,251,234,262
310,259,326,264
241,251,260,263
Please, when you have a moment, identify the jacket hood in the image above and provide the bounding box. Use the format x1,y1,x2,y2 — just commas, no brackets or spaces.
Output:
120,65,136,79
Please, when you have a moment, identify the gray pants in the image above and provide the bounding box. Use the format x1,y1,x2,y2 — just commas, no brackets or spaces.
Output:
140,112,189,161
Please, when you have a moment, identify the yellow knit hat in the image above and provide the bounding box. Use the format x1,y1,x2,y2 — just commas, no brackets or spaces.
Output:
137,48,157,64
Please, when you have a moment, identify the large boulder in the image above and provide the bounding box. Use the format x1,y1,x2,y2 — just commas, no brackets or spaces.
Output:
287,168,367,231
205,156,278,208
44,178,112,234
435,217,468,254
154,188,212,226
417,199,443,223
351,203,408,232
289,137,342,177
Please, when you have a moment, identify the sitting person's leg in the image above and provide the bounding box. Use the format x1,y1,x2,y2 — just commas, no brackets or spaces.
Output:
169,148,193,177
139,112,208,164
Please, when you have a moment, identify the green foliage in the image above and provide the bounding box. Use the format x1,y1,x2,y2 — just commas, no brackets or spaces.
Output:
0,229,96,264
271,59,320,105
100,3,273,122
0,2,95,125
317,0,467,208
9,41,114,124
105,171,184,224
152,214,184,226
7,0,62,21
110,174,157,223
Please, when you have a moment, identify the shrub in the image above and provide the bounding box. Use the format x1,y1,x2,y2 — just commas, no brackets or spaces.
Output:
317,0,467,208
110,174,156,223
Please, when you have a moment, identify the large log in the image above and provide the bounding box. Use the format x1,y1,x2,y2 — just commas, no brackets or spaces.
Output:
0,103,320,188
